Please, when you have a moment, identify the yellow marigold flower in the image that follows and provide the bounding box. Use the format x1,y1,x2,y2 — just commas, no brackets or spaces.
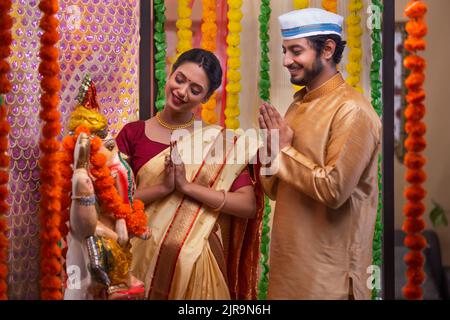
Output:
226,47,241,58
228,21,242,33
228,58,241,70
294,0,309,10
228,0,243,10
176,18,192,30
226,34,240,46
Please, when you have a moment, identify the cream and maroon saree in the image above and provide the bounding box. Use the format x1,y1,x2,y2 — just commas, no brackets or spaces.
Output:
130,125,263,300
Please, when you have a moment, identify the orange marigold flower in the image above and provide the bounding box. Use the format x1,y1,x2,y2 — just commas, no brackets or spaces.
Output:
404,185,426,202
39,13,59,32
41,76,61,94
405,72,425,91
38,60,60,78
0,171,8,185
402,217,425,234
42,121,62,139
39,46,59,61
40,93,60,109
0,76,11,94
0,31,12,47
404,37,426,52
406,19,427,38
403,284,423,300
405,121,426,136
404,103,425,121
404,152,426,169
0,60,10,74
404,234,427,251
38,0,59,15
405,135,426,153
405,0,427,19
0,47,11,60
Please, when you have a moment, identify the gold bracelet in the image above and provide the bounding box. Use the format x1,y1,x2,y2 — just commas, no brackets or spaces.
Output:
212,189,227,212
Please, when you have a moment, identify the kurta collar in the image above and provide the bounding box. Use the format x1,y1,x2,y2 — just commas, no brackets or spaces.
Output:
293,72,345,103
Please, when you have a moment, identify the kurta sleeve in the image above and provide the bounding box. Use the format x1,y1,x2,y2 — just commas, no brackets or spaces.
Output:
259,173,279,201
270,103,381,209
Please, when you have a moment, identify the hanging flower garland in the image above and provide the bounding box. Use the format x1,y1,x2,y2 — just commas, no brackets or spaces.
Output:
154,0,168,112
200,0,218,124
402,0,428,300
293,0,309,9
322,0,338,13
345,0,363,93
38,0,63,300
61,126,148,236
0,0,12,300
369,0,383,300
257,0,271,300
175,0,193,57
224,0,243,130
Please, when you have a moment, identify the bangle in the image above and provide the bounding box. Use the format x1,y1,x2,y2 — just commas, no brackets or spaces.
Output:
212,189,227,212
72,194,96,206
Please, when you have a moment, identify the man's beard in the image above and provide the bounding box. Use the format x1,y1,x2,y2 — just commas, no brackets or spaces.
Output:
289,57,324,87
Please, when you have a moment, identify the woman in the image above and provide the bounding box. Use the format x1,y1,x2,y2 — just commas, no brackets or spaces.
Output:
116,48,262,299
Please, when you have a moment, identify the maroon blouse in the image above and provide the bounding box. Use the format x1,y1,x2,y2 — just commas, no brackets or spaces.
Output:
115,121,252,192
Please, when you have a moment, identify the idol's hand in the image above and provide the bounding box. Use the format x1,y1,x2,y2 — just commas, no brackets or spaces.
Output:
171,142,189,193
259,102,294,150
115,218,129,247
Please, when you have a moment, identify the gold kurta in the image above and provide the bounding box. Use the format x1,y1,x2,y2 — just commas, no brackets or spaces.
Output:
261,73,381,300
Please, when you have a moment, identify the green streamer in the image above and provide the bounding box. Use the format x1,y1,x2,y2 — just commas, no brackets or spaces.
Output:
154,0,167,112
370,0,383,300
257,0,271,300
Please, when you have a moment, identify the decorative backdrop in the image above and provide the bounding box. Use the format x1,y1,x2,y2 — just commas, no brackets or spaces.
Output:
6,0,140,299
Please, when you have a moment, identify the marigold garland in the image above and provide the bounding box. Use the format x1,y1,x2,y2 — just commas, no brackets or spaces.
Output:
174,0,193,59
293,0,309,9
402,0,428,300
345,0,363,93
61,126,147,236
38,0,63,300
224,0,243,130
0,0,12,301
322,0,338,13
200,0,218,124
257,0,271,300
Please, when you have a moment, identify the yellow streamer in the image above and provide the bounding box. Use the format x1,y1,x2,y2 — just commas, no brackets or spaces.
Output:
172,0,193,63
225,0,243,130
345,0,364,93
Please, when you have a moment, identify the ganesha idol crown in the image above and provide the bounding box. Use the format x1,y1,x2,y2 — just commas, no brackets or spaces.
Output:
69,74,109,138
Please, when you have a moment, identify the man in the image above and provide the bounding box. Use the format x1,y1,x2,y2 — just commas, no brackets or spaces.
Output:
258,8,381,300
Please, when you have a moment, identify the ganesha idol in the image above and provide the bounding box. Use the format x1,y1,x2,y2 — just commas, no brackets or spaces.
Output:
62,75,150,300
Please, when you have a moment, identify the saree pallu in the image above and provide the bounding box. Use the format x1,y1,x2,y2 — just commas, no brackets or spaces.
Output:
130,125,263,299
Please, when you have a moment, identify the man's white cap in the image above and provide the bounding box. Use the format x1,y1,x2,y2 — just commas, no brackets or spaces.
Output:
278,8,344,40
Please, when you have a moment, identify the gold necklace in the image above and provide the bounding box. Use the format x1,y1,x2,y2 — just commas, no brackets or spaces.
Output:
156,112,195,130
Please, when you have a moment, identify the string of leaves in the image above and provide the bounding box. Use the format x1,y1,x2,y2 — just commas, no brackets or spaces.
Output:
257,0,271,300
154,0,168,111
370,0,384,300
